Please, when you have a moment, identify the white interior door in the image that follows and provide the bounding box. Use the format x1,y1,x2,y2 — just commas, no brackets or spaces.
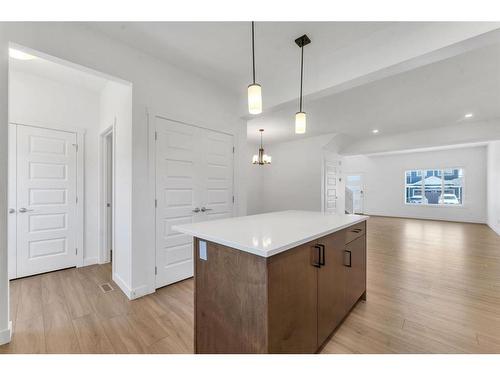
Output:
155,117,233,288
200,130,234,221
15,125,79,278
324,161,338,214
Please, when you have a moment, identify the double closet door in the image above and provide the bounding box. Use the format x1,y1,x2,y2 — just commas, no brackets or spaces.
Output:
8,124,80,279
155,118,234,288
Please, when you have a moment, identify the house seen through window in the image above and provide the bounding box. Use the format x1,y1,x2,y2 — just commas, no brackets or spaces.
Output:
405,168,464,206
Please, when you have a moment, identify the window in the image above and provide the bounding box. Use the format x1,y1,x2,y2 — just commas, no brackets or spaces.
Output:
405,168,463,206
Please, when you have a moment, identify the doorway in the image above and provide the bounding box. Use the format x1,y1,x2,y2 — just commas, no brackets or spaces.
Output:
346,174,365,214
99,125,114,266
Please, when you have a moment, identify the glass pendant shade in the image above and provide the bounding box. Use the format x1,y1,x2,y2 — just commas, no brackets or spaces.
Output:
248,84,262,115
295,112,307,134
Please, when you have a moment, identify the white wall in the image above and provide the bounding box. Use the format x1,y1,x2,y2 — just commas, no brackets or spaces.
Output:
99,81,133,291
487,141,500,235
0,40,10,345
247,134,337,214
343,145,488,223
9,69,102,266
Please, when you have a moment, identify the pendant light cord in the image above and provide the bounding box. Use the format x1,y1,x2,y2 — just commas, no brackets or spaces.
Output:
252,21,256,85
260,129,263,148
299,41,304,112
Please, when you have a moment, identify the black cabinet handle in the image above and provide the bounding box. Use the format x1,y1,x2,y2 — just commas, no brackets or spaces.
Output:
344,250,352,267
351,228,362,233
318,244,325,266
312,245,322,268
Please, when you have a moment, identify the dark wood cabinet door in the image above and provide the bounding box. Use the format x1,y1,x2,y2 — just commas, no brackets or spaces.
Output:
344,235,366,311
267,242,318,353
317,231,347,346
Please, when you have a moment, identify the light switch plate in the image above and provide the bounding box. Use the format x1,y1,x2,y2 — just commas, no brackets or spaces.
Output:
199,240,207,260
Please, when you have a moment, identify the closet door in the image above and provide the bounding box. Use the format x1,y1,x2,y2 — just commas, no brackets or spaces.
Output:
155,118,202,288
199,129,234,221
155,119,234,288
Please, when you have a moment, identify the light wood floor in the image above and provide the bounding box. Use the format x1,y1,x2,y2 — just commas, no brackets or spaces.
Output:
1,216,500,354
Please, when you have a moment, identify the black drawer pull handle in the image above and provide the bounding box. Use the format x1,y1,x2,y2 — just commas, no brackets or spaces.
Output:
351,228,362,233
312,245,322,268
344,250,352,267
318,244,325,266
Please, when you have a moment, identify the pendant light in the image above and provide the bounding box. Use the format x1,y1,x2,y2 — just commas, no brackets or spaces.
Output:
248,21,262,115
252,129,271,165
295,34,311,134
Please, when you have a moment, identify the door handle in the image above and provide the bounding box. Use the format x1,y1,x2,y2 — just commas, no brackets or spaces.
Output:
192,207,201,213
344,250,352,267
18,207,34,213
312,245,322,268
9,208,16,214
201,207,213,212
318,244,326,266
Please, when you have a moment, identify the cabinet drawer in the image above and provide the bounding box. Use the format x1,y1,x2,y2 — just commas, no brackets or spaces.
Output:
344,221,366,244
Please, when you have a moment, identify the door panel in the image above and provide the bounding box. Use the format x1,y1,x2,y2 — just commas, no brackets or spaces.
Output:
155,118,234,288
324,161,337,213
344,235,367,311
317,231,347,346
201,130,234,221
16,125,78,278
155,118,200,288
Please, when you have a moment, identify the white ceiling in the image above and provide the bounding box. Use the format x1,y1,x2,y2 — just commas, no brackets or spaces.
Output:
248,42,500,144
9,53,109,93
87,22,500,114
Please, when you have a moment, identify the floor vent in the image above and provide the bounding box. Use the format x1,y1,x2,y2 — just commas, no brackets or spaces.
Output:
99,283,114,293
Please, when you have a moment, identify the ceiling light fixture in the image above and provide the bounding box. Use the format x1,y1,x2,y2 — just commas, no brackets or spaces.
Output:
295,34,311,135
372,129,379,134
464,113,473,118
248,21,262,115
252,129,271,165
9,48,37,61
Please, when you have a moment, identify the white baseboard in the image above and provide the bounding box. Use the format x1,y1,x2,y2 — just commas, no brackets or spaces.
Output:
130,284,155,300
365,212,487,224
113,273,133,299
83,257,98,266
0,321,12,346
488,223,500,236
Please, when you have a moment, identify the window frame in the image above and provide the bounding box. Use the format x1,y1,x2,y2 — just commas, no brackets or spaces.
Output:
404,167,465,208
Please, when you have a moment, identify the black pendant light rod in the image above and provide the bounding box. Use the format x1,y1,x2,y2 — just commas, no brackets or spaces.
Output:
260,128,263,148
299,43,304,112
295,35,311,113
252,21,256,85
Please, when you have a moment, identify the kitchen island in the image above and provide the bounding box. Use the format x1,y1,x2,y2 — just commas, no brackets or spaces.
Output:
173,210,369,354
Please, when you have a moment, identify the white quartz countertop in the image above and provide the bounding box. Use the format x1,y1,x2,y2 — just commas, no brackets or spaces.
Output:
173,210,369,258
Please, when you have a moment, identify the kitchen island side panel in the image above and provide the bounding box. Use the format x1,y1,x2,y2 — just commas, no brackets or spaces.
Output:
194,238,269,353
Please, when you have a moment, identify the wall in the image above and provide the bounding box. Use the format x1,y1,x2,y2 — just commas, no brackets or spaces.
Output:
487,141,500,235
9,69,102,266
0,22,246,341
247,134,337,214
99,81,133,291
343,145,488,223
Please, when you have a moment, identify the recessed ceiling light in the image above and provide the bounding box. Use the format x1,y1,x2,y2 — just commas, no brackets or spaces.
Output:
464,113,474,118
372,129,379,134
9,48,37,61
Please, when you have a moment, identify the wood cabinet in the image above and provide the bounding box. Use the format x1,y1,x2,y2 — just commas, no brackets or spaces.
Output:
268,243,318,353
194,221,367,354
317,230,346,345
344,235,367,311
